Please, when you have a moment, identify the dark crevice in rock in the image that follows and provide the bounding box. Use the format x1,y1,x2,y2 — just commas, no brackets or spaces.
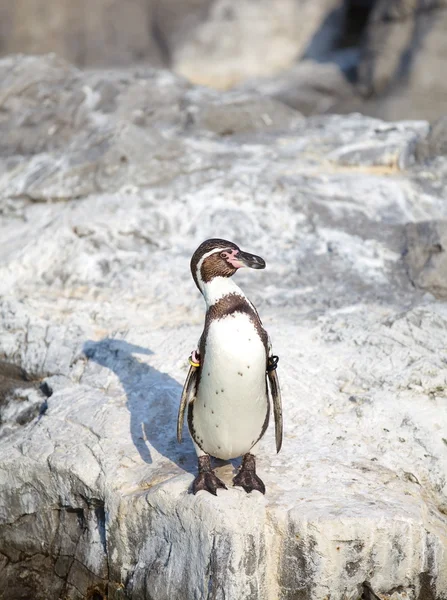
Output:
341,0,377,49
86,585,108,600
39,380,53,399
362,581,381,599
418,572,437,600
306,0,376,83
0,360,31,380
0,502,109,600
64,506,86,529
0,360,52,437
95,503,107,555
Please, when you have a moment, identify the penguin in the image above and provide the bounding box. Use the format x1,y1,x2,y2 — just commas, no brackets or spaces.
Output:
177,239,282,495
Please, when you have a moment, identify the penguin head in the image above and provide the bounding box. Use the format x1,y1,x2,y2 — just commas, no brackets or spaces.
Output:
190,238,265,292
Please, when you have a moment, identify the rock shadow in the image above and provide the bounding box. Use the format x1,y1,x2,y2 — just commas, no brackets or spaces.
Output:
83,338,197,475
302,1,376,83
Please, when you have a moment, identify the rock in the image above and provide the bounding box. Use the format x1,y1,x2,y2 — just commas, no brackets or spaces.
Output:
0,0,163,68
186,91,303,135
163,0,346,88
0,361,49,439
416,116,447,162
324,117,428,169
237,60,356,116
404,220,447,298
0,55,447,600
0,54,304,202
358,0,447,120
0,0,347,86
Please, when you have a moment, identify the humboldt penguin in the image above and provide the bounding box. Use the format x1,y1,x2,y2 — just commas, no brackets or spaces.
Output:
177,239,282,495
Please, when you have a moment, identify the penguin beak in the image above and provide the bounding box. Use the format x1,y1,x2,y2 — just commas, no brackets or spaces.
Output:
235,250,266,270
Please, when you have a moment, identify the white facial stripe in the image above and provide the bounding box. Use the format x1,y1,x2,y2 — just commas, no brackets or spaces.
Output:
196,247,232,288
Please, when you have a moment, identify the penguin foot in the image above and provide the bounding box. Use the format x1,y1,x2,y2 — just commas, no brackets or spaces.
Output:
233,453,265,494
192,455,227,496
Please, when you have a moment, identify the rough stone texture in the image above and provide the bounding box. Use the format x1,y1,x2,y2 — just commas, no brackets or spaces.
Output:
4,0,447,121
238,60,356,117
404,220,447,298
358,0,447,120
0,55,447,600
416,116,447,162
0,361,49,439
163,0,346,89
0,0,346,86
0,0,163,68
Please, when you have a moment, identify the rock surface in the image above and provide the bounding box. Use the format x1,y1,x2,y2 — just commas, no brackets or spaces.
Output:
238,60,356,116
358,0,447,120
4,0,447,121
163,0,346,89
0,0,346,85
404,220,447,298
0,55,447,600
0,0,163,68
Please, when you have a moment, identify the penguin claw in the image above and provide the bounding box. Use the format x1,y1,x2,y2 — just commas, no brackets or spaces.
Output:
233,453,266,494
233,470,266,494
192,471,227,495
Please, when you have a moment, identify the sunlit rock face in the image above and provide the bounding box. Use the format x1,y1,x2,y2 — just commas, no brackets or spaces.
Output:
163,0,347,89
0,55,447,600
0,0,345,83
4,0,447,121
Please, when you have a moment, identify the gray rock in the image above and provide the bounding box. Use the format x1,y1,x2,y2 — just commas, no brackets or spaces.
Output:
0,361,49,439
0,55,305,202
0,0,163,68
358,0,447,120
416,116,447,161
186,91,303,135
237,60,356,117
404,220,447,298
0,56,447,600
165,0,346,88
0,0,347,86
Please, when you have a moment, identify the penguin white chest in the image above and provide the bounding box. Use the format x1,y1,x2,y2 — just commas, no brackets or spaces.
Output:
193,312,268,460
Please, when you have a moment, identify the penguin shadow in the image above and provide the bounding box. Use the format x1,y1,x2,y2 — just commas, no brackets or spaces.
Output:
83,338,197,476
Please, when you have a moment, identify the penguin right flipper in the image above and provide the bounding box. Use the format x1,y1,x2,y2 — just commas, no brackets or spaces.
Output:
267,358,283,453
177,364,199,443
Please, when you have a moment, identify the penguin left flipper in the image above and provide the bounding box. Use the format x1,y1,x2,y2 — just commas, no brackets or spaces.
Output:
267,361,283,453
177,364,198,443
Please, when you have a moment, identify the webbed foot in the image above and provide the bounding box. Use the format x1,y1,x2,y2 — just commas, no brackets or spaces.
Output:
233,453,265,494
192,455,227,495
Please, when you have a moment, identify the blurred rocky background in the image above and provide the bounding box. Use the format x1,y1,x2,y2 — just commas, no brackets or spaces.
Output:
0,0,446,120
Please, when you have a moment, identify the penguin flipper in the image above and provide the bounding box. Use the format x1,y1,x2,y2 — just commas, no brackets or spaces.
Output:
267,366,283,453
177,365,198,443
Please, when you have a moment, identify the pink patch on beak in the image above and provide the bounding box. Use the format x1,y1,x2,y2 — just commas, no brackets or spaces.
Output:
222,249,244,269
228,258,244,268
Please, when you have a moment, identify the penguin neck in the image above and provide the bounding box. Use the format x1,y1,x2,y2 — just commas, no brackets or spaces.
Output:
201,276,246,307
